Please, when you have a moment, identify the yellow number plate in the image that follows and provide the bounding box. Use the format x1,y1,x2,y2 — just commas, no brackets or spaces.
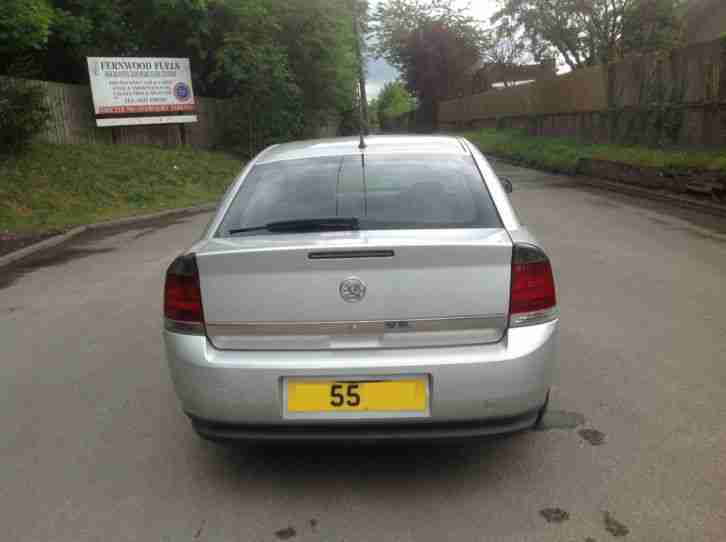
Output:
286,378,428,413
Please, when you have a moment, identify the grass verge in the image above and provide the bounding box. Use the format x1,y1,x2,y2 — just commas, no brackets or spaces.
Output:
0,143,242,234
465,129,726,174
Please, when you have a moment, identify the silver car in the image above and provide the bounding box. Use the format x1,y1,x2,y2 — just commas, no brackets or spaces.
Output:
163,135,558,441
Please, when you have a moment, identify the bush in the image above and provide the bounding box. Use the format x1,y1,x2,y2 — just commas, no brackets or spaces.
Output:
0,78,50,154
221,96,303,159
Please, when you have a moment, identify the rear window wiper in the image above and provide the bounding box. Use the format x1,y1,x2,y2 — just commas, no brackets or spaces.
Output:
228,217,360,235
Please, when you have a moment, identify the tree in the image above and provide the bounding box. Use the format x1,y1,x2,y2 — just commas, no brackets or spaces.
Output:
371,0,486,128
0,78,50,153
274,0,361,134
0,0,53,55
41,0,135,83
493,0,685,71
620,0,685,57
0,0,363,151
0,0,54,75
208,1,302,154
376,80,415,129
482,20,530,88
367,97,380,131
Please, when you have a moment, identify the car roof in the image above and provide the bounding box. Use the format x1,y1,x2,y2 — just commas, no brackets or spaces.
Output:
256,135,470,164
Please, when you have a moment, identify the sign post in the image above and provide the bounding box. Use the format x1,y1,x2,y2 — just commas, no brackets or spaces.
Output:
87,57,197,127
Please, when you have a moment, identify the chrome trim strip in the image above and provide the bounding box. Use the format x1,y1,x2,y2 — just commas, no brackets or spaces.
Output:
164,318,205,335
206,315,507,337
509,307,559,327
308,249,395,260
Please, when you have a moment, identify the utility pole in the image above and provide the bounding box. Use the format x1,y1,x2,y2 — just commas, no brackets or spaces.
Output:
352,0,369,135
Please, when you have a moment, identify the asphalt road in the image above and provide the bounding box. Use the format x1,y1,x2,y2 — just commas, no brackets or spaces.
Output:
2,162,725,542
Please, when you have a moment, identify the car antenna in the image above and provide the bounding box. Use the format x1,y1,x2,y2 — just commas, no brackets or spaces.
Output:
353,3,367,150
358,93,367,150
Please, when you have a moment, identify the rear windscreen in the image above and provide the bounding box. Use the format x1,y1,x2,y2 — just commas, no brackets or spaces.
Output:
217,153,502,235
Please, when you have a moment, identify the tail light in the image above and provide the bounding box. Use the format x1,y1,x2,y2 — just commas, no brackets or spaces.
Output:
164,253,205,334
509,244,557,327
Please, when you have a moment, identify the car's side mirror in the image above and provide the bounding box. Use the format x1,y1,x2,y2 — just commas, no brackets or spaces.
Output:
501,177,513,194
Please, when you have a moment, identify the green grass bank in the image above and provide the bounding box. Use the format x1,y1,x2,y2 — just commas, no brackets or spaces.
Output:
465,129,726,174
0,143,242,234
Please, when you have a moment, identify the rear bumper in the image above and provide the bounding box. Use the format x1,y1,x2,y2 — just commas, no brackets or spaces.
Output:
164,319,558,438
189,410,540,442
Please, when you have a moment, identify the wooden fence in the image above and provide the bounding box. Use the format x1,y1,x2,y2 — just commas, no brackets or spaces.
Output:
437,37,726,147
2,76,340,152
1,76,231,148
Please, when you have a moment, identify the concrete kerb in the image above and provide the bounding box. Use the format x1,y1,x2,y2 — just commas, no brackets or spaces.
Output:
0,202,217,269
575,178,726,218
486,154,726,219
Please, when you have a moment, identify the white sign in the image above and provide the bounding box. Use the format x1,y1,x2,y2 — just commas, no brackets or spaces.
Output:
87,57,197,127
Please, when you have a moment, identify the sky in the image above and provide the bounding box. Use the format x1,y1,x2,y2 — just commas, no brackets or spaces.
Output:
365,0,500,98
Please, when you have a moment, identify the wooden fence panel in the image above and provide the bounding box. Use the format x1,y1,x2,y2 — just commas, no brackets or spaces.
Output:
28,79,112,144
40,80,66,144
186,97,227,149
2,76,229,149
439,64,607,124
436,36,726,148
3,76,337,152
112,124,183,146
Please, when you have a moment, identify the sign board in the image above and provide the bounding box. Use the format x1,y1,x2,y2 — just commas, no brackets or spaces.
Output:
87,57,197,127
